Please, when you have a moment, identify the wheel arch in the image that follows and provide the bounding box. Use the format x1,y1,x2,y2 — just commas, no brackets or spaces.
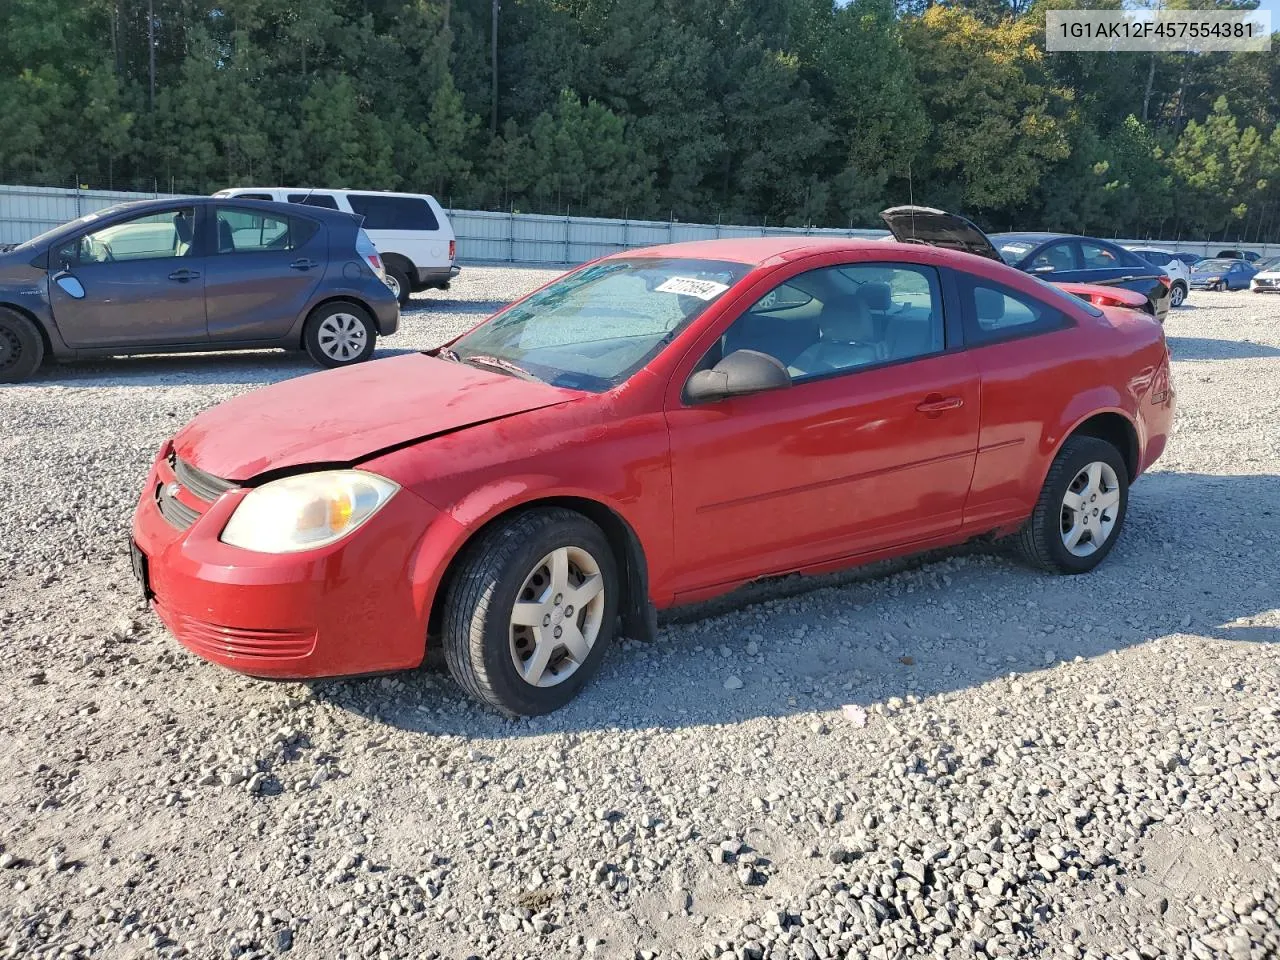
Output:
425,496,656,649
1059,409,1141,482
380,252,417,285
298,296,376,347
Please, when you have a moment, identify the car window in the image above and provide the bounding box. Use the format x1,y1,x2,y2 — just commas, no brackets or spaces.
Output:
962,278,1072,344
215,207,318,254
287,193,341,210
714,263,945,382
1135,250,1170,266
56,208,197,264
749,283,812,313
1029,241,1075,273
232,193,274,201
347,194,440,231
1080,241,1122,269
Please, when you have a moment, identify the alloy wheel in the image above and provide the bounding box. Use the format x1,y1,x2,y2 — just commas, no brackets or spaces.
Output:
508,546,606,688
1060,461,1121,557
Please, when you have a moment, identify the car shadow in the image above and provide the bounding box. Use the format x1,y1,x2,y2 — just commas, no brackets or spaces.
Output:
311,470,1279,737
21,346,424,388
1167,336,1280,361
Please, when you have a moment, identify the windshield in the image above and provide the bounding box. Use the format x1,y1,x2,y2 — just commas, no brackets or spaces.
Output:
447,258,749,391
996,240,1036,265
1254,256,1280,272
1195,259,1235,272
13,204,133,251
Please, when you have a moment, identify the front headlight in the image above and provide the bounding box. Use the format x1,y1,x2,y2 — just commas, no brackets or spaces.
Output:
220,470,399,554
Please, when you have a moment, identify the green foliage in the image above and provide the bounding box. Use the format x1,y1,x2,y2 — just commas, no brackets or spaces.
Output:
2,0,1279,240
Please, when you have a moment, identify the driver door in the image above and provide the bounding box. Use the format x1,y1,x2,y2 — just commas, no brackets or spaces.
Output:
663,258,980,599
48,205,208,348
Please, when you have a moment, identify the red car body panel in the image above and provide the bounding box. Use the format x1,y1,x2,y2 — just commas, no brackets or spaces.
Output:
173,352,581,481
132,238,1175,680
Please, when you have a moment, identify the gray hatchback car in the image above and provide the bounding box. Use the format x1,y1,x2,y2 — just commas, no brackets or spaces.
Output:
0,197,399,381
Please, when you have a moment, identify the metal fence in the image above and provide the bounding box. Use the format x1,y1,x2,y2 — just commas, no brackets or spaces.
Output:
2,183,1276,264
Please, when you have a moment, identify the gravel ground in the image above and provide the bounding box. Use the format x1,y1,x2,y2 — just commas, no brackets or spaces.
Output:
1,271,1278,960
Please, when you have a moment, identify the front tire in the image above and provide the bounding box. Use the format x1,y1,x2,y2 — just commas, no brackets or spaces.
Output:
1170,282,1186,307
442,509,619,717
302,303,376,368
1014,436,1129,575
0,308,44,383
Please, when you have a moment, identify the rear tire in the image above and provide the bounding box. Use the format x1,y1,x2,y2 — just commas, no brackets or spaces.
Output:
0,308,44,383
442,509,619,717
386,265,412,307
1170,282,1186,307
302,303,376,368
1014,436,1129,575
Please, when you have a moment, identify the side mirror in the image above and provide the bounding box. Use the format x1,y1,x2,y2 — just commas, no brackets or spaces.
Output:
685,349,791,403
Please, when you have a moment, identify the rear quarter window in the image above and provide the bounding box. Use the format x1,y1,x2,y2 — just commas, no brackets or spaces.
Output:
287,193,341,210
959,275,1077,346
347,194,440,231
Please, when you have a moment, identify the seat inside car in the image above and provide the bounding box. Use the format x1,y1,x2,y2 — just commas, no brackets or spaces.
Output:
854,281,893,338
217,218,236,254
787,295,884,376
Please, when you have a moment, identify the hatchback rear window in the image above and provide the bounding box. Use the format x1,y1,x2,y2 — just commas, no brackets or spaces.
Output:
347,194,440,231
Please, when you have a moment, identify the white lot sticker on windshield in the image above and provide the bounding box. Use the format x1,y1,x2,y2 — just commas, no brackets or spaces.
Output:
655,276,731,300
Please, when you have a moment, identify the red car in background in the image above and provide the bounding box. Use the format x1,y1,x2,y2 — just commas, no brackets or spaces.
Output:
131,237,1174,716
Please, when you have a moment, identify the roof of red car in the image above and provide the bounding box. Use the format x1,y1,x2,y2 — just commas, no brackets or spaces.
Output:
613,236,898,266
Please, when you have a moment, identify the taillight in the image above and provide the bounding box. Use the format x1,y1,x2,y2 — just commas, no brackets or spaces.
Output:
1157,274,1172,289
448,240,456,261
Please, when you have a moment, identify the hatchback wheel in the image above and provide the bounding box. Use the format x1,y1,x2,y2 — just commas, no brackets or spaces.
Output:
1014,435,1129,574
1170,282,1186,307
303,303,376,368
442,508,618,717
0,308,44,383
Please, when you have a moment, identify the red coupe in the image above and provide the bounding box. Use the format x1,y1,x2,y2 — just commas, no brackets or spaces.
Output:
131,237,1174,715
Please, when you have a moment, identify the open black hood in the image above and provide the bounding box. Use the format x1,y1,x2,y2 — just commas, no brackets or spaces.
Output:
879,206,1002,262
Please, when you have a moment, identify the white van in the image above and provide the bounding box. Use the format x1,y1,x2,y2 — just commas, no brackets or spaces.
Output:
212,187,459,305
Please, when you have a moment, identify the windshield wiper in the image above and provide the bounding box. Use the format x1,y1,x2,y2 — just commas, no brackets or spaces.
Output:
458,354,542,383
435,346,461,362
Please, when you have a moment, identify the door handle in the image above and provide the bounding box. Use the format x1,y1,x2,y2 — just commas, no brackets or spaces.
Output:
290,259,318,271
168,269,200,282
916,394,964,416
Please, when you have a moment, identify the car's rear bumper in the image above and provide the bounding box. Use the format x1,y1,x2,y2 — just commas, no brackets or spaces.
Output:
371,296,400,335
415,265,461,288
130,451,441,679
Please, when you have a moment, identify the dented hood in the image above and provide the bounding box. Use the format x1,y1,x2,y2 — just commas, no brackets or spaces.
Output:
173,353,581,481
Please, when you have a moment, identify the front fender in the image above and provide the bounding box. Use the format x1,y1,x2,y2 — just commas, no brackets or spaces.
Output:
401,476,661,638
